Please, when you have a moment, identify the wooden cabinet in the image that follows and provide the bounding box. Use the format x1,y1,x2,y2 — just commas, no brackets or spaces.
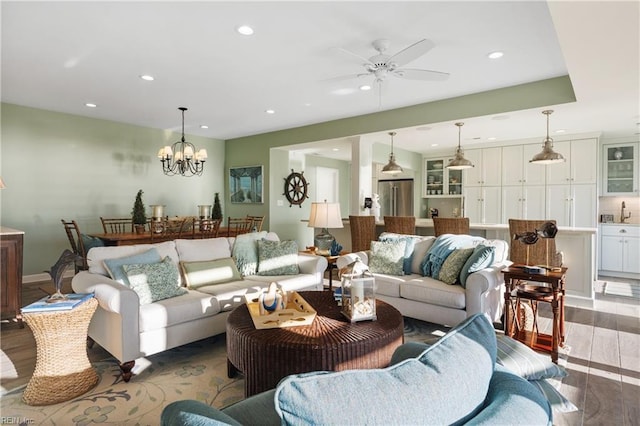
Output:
423,158,463,198
464,147,502,187
1,227,24,325
600,225,640,275
602,143,639,195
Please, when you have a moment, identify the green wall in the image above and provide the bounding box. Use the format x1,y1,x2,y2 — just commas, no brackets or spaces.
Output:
0,103,225,276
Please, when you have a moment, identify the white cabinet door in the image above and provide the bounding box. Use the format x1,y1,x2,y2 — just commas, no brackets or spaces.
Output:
601,235,624,271
546,185,571,227
502,186,524,221
463,148,501,187
603,143,639,195
571,184,597,228
546,141,571,185
463,150,483,187
483,186,502,224
522,185,546,220
571,138,597,184
523,143,547,185
464,186,483,223
624,237,640,274
502,145,524,186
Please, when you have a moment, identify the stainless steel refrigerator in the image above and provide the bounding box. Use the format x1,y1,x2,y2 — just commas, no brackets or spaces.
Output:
377,179,414,217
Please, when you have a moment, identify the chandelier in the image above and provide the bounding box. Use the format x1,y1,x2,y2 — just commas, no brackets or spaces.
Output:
157,107,207,176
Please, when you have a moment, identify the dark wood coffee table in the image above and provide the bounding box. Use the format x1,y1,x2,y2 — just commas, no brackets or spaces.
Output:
226,291,404,397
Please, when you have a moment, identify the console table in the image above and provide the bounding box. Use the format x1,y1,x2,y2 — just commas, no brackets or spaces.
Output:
1,227,24,326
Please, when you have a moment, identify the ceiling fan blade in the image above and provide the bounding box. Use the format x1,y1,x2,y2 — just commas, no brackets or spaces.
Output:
387,39,435,67
332,47,374,66
393,68,450,81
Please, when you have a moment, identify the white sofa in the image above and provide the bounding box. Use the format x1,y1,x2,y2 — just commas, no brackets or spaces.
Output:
337,233,510,327
72,232,327,381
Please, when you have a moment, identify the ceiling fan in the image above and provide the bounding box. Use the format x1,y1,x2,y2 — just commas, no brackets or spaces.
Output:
331,38,450,86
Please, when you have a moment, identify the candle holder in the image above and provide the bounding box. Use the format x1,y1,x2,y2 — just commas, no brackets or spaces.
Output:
150,205,166,233
339,258,376,322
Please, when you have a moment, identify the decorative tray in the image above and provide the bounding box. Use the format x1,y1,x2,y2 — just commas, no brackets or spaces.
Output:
244,291,317,329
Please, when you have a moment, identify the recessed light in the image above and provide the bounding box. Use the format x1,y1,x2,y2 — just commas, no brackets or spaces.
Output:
265,109,275,114
332,148,339,152
487,137,497,141
359,85,371,91
304,103,312,107
85,103,97,108
200,125,209,129
139,75,154,81
431,143,439,147
488,51,504,59
236,25,254,36
555,129,566,133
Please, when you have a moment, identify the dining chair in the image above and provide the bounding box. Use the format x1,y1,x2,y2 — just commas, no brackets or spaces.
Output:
100,217,134,234
433,217,470,237
246,215,265,232
383,216,416,235
61,219,88,272
150,217,189,242
349,215,376,252
193,218,221,239
227,217,253,237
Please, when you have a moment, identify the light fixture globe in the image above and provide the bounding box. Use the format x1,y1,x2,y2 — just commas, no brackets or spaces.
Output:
446,122,474,170
530,110,565,165
381,132,403,174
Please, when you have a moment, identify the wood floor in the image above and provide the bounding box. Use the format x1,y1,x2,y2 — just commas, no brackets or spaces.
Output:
2,277,639,425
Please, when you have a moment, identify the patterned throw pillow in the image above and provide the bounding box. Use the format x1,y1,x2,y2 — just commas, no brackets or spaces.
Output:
369,240,407,276
379,234,420,275
122,256,187,305
232,231,268,276
438,248,474,284
180,258,242,289
257,239,299,276
459,244,496,288
103,248,162,286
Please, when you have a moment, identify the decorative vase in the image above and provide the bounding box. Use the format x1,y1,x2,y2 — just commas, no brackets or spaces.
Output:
134,224,145,234
258,282,287,315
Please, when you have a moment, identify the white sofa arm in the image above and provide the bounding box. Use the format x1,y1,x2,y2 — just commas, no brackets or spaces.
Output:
72,271,140,315
297,253,328,276
336,251,370,270
465,263,508,323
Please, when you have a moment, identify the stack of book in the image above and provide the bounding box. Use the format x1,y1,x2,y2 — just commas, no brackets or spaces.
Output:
21,293,94,313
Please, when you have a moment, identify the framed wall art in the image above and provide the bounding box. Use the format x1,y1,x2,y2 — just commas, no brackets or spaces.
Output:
229,165,263,204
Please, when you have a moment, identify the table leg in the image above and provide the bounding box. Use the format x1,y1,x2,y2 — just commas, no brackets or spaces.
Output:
227,359,239,378
551,287,560,364
560,277,566,346
504,278,512,337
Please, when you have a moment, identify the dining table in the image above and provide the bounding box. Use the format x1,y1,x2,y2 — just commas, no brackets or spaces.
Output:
89,227,234,246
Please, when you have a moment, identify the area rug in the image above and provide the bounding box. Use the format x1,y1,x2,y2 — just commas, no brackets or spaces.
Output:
1,318,447,425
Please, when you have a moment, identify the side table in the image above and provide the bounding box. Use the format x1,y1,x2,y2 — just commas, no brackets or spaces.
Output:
22,298,99,405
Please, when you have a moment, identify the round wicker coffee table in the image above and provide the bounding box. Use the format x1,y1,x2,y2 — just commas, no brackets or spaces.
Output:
22,298,99,406
226,291,404,397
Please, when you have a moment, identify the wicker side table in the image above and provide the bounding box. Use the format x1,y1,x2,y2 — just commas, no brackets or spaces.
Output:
22,298,99,405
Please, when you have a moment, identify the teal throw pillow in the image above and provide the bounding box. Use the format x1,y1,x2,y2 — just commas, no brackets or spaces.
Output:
529,379,578,413
232,231,268,276
459,244,496,288
257,239,299,276
80,233,105,257
379,234,419,275
180,258,242,289
438,248,474,284
122,256,187,305
103,248,162,286
369,239,407,276
496,334,567,380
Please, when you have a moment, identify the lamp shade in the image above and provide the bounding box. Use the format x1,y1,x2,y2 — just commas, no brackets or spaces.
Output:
308,202,343,229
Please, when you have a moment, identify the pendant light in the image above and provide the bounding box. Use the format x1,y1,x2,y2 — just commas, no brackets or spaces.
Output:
157,107,208,176
530,110,565,165
446,122,474,170
381,131,403,174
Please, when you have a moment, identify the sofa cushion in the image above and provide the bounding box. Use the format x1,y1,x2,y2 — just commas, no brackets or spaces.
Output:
244,274,322,293
103,248,162,286
378,233,421,275
194,280,265,312
175,238,232,262
180,258,242,289
529,378,578,413
460,244,496,288
232,231,269,276
138,290,221,333
371,273,410,298
88,241,179,276
275,314,496,425
410,237,436,274
496,334,568,380
400,277,466,309
122,256,187,305
369,239,406,276
257,239,299,276
438,247,474,284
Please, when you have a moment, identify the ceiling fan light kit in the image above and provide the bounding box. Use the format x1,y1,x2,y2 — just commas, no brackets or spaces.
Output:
157,107,207,177
530,110,566,165
381,131,403,174
446,122,474,170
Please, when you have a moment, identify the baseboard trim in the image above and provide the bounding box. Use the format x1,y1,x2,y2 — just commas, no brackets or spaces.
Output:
23,270,75,285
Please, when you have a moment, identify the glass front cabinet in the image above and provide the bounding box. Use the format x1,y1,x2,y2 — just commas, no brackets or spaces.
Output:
603,143,639,195
423,158,463,197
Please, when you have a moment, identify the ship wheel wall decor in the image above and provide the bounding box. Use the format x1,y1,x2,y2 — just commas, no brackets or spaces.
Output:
283,169,309,207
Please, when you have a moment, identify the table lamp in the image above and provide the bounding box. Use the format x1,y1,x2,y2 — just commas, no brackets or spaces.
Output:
308,201,343,256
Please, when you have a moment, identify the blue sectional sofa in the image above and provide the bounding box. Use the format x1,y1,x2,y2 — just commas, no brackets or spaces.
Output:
160,314,552,425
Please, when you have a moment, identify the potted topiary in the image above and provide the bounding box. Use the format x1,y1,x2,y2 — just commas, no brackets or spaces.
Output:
212,192,223,221
131,189,147,234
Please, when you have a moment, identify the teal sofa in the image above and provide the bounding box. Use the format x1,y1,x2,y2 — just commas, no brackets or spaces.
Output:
161,314,552,425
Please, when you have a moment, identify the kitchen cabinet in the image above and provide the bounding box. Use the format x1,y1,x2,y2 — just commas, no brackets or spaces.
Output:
423,158,463,198
1,227,24,326
502,185,546,221
546,184,597,228
463,147,502,187
502,144,547,186
464,186,501,224
602,143,639,195
546,138,598,185
600,225,640,275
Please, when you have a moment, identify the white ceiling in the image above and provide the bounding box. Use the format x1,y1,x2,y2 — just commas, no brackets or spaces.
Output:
2,1,638,161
